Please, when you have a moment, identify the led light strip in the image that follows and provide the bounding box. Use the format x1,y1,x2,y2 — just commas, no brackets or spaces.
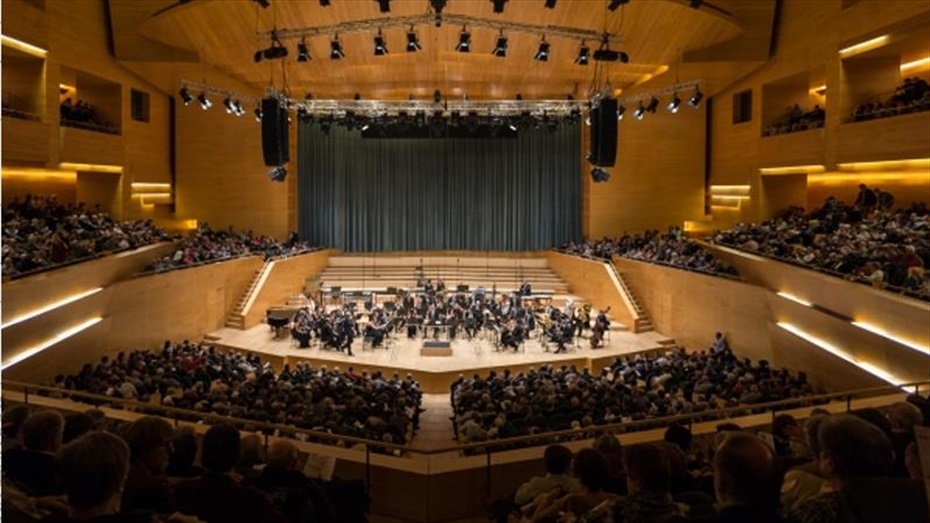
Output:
777,291,813,308
777,322,911,389
852,320,930,356
1,317,103,370
900,57,930,71
1,34,48,57
839,35,889,57
759,165,826,175
1,288,104,330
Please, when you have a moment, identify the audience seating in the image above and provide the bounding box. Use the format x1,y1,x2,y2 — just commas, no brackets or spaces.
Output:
847,77,930,123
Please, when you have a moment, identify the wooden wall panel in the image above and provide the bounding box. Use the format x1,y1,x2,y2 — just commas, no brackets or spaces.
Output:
242,249,335,328
613,258,775,364
59,127,125,165
756,130,827,168
545,252,636,329
586,102,706,237
834,111,930,163
2,119,51,164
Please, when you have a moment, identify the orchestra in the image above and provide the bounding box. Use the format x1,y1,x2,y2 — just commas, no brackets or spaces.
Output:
279,280,611,356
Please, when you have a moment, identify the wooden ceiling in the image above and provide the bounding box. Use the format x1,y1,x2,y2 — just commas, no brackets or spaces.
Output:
111,0,774,100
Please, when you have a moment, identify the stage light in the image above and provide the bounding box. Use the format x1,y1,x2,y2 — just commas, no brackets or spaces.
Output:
492,31,508,57
534,37,550,62
254,50,264,62
575,42,590,65
197,92,212,110
430,0,447,13
376,0,391,13
646,96,659,113
297,38,311,62
319,0,330,5
688,87,703,108
373,29,389,55
545,0,557,8
406,28,422,52
634,101,646,120
617,105,625,120
592,48,629,63
178,87,194,105
608,0,630,11
253,106,262,122
456,27,471,52
223,98,236,114
233,100,245,116
591,167,611,183
690,0,703,7
268,165,287,182
667,93,681,113
330,35,345,59
491,0,508,13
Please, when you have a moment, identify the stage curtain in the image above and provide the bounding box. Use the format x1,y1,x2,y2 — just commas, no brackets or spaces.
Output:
297,123,581,251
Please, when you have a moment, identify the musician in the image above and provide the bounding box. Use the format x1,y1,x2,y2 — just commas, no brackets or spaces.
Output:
576,304,592,337
553,316,574,354
464,310,479,339
590,307,611,349
365,308,388,348
519,281,532,296
338,312,357,356
292,307,313,348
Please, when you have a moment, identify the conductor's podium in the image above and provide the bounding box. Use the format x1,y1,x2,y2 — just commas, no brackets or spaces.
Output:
420,340,452,357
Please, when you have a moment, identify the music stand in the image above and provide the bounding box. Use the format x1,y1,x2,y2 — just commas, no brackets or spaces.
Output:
457,284,469,292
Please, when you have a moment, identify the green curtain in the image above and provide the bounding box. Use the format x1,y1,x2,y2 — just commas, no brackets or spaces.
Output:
297,123,581,251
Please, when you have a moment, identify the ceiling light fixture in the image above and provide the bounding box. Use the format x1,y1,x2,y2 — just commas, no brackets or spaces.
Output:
456,26,471,52
616,105,625,120
268,165,287,182
254,105,262,122
376,0,391,13
493,31,508,57
646,96,659,113
297,38,311,62
575,42,590,65
406,27,422,52
178,87,194,105
608,0,630,11
667,92,681,113
491,0,508,14
374,29,389,55
197,92,212,111
688,87,703,108
545,0,557,7
224,98,236,114
251,0,270,8
690,0,703,8
634,101,646,120
330,35,345,59
534,36,550,62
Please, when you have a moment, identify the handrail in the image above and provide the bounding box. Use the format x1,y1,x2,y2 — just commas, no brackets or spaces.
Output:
708,240,930,302
4,241,172,281
5,378,926,457
554,249,740,281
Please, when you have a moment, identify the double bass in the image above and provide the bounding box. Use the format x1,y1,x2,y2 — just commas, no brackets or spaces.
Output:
590,307,611,349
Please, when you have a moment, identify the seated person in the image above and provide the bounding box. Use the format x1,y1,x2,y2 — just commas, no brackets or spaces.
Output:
529,448,619,522
611,443,688,523
514,444,581,506
4,411,65,496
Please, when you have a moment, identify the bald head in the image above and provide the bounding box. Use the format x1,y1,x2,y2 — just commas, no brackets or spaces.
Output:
238,434,264,468
266,440,299,471
714,432,781,511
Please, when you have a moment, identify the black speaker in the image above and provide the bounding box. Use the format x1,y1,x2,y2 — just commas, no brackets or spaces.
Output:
594,97,618,167
261,97,289,167
588,104,601,166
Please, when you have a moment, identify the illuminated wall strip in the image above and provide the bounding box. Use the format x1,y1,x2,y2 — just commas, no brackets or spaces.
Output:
710,184,750,190
839,35,889,57
1,317,103,371
58,162,123,174
131,192,172,199
901,57,930,72
836,158,930,172
809,85,827,94
1,288,104,330
131,182,172,190
760,165,826,175
777,322,909,388
709,194,750,200
777,291,813,307
1,34,48,57
852,320,930,356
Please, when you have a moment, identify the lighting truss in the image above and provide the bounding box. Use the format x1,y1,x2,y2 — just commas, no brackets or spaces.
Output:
261,13,622,45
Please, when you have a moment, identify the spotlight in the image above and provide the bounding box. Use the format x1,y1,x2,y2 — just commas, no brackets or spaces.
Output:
373,29,388,56
592,48,630,63
430,0,447,13
688,87,703,108
406,28,422,52
690,0,703,8
197,92,212,110
376,0,391,13
233,101,245,116
646,96,659,113
178,87,193,105
297,38,310,62
534,37,550,62
608,0,630,11
591,167,611,183
492,32,508,57
491,0,508,13
634,102,646,120
253,106,262,122
330,35,345,59
268,165,287,182
455,27,471,52
617,105,625,120
223,98,236,114
254,50,264,63
667,93,681,113
545,0,557,7
251,0,270,7
575,42,589,65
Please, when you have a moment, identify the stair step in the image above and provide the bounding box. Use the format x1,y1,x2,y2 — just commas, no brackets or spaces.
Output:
656,338,676,346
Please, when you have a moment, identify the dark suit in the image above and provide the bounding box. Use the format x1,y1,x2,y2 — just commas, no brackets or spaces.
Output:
174,472,288,523
3,447,61,495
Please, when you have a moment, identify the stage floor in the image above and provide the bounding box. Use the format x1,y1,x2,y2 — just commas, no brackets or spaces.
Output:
207,324,676,393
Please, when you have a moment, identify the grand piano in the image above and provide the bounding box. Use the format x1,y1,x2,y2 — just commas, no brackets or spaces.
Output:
266,305,302,339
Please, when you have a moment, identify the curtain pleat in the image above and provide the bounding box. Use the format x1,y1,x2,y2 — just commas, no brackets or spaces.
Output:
297,123,581,251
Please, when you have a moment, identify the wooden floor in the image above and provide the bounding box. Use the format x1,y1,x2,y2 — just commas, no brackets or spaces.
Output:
207,324,675,394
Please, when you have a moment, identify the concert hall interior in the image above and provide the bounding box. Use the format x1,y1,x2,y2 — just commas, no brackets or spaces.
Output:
2,1,930,522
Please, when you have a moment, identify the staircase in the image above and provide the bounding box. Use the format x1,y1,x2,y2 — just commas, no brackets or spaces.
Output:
225,260,272,329
608,263,654,333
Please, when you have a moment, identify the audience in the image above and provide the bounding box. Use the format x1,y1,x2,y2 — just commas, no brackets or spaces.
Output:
530,448,619,522
142,224,312,273
514,444,582,506
712,195,930,299
2,195,168,277
709,432,783,523
52,340,422,447
611,443,688,523
166,427,204,479
763,104,826,136
452,343,814,444
848,76,930,123
560,227,738,277
121,416,175,514
60,98,118,134
4,410,66,496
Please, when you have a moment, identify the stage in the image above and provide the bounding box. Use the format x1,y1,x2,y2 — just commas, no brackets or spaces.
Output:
206,323,676,393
